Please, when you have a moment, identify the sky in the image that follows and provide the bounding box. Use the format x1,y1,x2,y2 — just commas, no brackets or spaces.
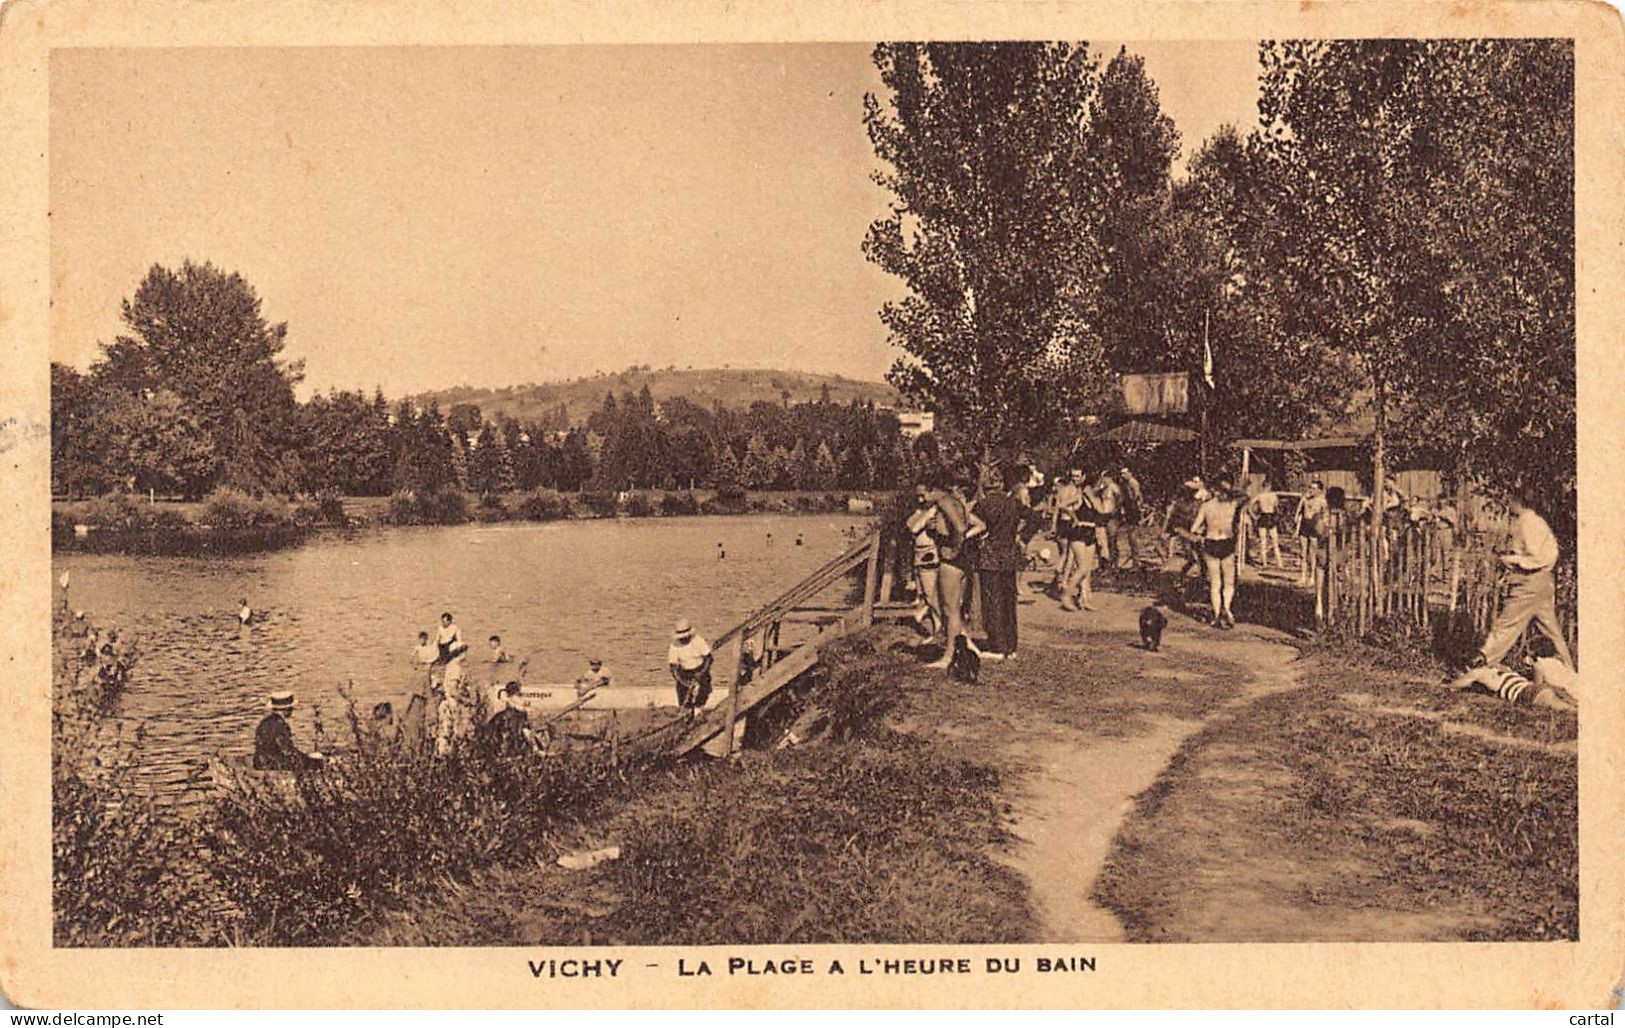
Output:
49,41,1262,398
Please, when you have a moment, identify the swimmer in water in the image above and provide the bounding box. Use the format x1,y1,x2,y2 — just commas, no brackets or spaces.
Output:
436,611,466,663
488,635,510,665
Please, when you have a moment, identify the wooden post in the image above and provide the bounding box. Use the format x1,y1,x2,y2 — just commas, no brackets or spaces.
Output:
1355,525,1368,636
860,531,882,628
1325,518,1338,624
724,637,744,758
1238,447,1252,565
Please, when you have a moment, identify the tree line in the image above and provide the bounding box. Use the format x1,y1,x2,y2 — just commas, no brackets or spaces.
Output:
50,264,921,501
866,40,1574,537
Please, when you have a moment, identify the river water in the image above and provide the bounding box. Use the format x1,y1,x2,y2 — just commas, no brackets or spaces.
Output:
55,513,869,787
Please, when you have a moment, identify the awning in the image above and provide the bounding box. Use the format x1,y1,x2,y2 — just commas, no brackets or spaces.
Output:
1230,436,1365,451
1089,419,1200,444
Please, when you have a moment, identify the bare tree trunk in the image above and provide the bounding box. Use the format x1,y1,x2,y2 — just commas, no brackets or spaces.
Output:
1371,374,1387,622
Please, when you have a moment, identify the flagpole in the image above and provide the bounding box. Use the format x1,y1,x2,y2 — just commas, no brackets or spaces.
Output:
1200,308,1210,477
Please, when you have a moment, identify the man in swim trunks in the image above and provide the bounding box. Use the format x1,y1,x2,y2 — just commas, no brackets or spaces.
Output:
1247,481,1284,569
1191,477,1244,628
436,611,466,664
1296,480,1329,587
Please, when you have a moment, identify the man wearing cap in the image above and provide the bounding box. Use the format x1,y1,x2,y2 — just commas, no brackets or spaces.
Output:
253,691,323,771
667,620,713,711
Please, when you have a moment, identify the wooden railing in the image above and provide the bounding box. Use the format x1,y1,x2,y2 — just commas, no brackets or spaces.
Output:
666,529,890,758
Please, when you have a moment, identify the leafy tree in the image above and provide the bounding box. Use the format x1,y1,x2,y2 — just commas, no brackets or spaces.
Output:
863,42,1117,455
447,403,484,442
710,441,743,494
1258,37,1576,552
1176,126,1361,446
50,363,109,497
99,389,217,499
469,420,515,495
741,433,775,490
97,260,303,494
812,440,839,490
302,389,391,495
448,431,471,491
559,429,593,491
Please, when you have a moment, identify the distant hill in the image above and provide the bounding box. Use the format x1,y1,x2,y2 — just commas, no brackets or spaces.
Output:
410,367,902,426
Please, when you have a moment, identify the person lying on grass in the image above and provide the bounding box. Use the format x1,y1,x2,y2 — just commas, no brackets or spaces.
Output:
1446,654,1576,712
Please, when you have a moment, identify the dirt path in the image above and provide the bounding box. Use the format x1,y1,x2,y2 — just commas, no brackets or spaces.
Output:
996,579,1306,942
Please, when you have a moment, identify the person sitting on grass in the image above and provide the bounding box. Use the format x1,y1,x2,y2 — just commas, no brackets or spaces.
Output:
253,691,324,771
477,681,539,757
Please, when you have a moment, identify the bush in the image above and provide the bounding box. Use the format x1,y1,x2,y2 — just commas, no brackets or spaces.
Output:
577,490,619,517
293,489,348,528
701,484,749,516
386,488,468,526
514,488,570,522
473,492,509,523
749,494,792,513
79,492,141,529
386,490,425,525
140,506,192,530
202,488,292,530
624,491,656,518
659,491,701,517
200,714,627,945
427,489,470,524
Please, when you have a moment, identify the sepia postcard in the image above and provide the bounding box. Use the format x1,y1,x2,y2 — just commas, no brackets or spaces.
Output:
2,0,1623,1010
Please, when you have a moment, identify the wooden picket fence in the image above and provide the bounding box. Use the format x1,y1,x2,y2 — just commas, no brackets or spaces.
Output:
1315,512,1578,660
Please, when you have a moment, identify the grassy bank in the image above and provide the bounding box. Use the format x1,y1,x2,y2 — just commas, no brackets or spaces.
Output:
1092,653,1577,942
362,635,1034,946
54,621,1029,947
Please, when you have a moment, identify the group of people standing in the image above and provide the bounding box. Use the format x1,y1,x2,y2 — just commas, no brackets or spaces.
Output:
1048,465,1146,612
907,463,1036,666
903,459,1168,667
